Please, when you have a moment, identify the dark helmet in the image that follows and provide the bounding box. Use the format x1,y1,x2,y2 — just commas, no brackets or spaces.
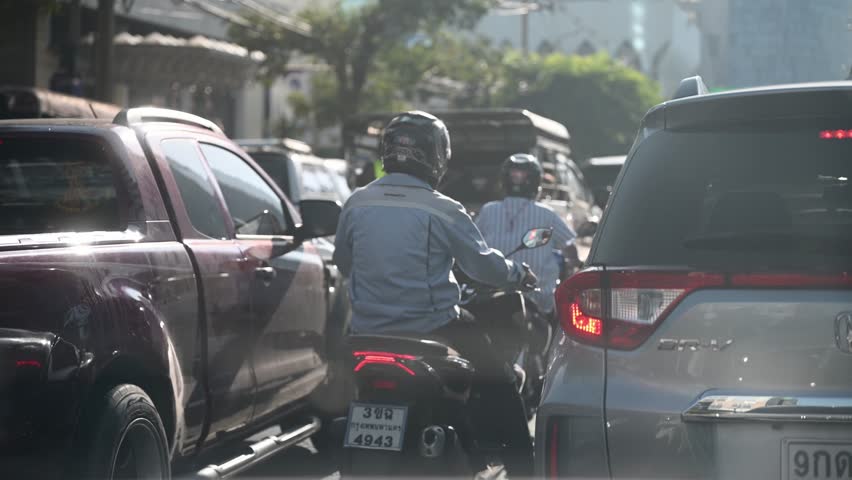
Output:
501,153,543,198
380,111,451,188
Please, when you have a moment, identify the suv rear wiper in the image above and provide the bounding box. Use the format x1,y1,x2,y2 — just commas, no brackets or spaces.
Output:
683,231,852,254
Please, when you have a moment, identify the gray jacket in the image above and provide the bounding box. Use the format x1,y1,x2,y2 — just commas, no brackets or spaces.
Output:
333,173,525,333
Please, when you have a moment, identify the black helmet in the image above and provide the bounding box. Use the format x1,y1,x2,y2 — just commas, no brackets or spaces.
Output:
380,111,451,188
501,153,543,198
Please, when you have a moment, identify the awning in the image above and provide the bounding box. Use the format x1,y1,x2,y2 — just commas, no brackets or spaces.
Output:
82,32,267,89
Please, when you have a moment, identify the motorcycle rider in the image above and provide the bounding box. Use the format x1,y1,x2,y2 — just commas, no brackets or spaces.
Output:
333,111,536,476
475,154,577,318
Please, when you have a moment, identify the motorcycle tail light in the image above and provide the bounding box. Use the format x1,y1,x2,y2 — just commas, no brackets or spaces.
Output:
371,379,398,390
15,360,41,368
352,351,417,376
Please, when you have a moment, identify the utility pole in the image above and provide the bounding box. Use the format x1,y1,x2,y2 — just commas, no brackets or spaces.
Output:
68,0,81,76
95,0,115,102
495,1,543,56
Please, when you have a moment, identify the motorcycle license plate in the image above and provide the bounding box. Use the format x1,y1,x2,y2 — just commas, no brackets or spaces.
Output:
344,403,408,451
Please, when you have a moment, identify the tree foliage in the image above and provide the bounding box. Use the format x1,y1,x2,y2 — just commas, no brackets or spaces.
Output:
496,52,662,161
231,1,662,161
231,0,494,128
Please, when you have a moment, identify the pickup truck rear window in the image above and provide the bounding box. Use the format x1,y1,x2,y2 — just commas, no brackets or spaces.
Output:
593,127,852,269
0,136,123,235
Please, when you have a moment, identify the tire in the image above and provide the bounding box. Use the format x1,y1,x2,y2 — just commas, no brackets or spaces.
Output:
77,384,171,480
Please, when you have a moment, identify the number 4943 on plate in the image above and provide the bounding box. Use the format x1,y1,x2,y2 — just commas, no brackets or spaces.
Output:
344,403,408,451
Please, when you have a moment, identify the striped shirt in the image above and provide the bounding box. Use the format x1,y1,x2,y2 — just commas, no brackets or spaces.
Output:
475,197,576,312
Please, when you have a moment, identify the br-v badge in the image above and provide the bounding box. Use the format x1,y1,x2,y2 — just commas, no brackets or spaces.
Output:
836,312,852,353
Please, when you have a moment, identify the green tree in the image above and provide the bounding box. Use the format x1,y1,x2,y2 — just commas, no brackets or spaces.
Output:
416,33,511,108
230,0,494,139
497,52,662,162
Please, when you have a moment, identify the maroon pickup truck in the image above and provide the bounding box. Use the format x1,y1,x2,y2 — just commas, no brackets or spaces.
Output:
0,108,342,479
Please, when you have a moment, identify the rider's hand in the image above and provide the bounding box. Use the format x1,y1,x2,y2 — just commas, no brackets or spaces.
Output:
520,264,538,290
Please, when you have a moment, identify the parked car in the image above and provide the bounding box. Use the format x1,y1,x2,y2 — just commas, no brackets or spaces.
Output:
237,139,352,368
0,108,342,479
237,138,350,205
344,109,602,239
538,77,852,479
323,158,354,200
580,154,626,208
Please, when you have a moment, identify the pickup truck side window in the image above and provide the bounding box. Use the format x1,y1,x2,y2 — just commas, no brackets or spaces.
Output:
0,136,124,235
200,144,291,236
161,139,229,240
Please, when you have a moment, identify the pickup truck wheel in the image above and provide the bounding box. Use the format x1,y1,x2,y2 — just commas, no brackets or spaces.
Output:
80,384,171,480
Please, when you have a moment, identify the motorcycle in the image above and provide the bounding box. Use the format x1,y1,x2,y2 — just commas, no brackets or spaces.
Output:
336,227,552,478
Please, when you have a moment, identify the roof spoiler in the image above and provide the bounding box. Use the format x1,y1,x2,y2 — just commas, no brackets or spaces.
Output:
672,75,709,100
114,107,223,134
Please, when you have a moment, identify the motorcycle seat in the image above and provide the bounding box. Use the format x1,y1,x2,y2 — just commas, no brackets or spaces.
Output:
348,333,460,358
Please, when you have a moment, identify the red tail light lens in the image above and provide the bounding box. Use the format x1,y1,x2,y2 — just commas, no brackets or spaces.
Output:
15,360,41,368
352,351,417,376
556,270,724,350
371,379,398,390
556,270,605,346
558,270,852,349
819,129,852,139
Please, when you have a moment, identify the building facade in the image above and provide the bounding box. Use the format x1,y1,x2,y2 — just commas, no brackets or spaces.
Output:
0,0,315,139
689,0,852,89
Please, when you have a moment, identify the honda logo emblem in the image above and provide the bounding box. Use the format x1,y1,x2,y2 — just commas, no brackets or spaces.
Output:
836,312,852,354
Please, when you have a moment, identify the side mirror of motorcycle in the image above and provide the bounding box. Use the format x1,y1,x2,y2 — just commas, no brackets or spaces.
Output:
506,227,553,257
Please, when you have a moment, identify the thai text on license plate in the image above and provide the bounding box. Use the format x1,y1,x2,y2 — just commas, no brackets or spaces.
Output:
784,440,852,480
344,403,408,451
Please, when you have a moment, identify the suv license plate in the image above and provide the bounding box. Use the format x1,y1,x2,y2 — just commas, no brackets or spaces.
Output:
783,440,852,480
344,403,408,451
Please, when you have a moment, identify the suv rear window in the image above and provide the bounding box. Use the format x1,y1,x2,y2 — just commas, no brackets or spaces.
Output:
0,136,123,235
594,126,852,269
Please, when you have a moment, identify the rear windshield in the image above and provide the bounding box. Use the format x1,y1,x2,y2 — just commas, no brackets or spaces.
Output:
593,126,852,269
0,136,124,235
582,165,623,189
439,151,509,208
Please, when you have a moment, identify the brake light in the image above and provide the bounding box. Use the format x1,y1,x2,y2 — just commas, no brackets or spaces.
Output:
352,351,417,376
15,360,41,368
371,379,398,390
570,302,602,336
819,129,852,139
556,270,724,350
558,270,852,349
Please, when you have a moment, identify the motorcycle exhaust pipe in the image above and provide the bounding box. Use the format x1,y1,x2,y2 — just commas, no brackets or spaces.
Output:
419,425,449,458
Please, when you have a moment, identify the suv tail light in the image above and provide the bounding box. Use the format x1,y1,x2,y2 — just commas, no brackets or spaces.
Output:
557,270,852,349
556,270,724,350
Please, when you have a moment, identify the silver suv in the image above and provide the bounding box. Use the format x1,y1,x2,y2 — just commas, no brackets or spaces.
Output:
537,78,852,479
